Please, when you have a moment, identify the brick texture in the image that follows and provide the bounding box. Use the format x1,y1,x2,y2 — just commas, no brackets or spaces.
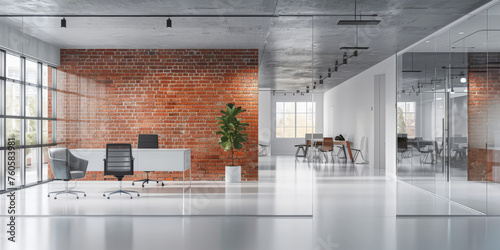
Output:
468,52,500,181
55,49,259,181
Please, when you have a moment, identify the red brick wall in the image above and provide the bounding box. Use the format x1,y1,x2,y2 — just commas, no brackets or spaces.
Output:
56,49,259,181
468,52,500,181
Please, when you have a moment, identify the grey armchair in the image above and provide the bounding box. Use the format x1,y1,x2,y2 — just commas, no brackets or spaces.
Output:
48,148,88,199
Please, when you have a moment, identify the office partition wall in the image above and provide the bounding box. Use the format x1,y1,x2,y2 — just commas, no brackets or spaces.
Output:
396,2,500,215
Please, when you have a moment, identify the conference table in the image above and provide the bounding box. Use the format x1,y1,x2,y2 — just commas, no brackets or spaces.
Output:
71,148,191,191
306,139,354,162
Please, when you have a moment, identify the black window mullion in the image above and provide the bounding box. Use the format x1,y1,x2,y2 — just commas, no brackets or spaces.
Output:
1,50,5,191
37,62,42,182
52,67,57,144
20,56,26,186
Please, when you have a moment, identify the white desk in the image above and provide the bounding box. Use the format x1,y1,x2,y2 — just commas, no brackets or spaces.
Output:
71,148,191,190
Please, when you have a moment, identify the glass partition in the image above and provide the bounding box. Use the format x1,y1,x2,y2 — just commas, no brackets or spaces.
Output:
397,3,500,215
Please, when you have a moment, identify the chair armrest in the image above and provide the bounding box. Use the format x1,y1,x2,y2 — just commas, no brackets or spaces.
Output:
68,153,89,174
50,159,70,179
50,158,68,163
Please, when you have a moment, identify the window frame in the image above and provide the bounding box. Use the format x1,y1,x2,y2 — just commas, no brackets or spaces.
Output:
276,101,316,139
0,50,58,190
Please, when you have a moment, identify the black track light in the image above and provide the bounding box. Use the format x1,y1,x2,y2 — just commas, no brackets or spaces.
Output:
166,18,172,28
334,60,339,72
61,18,66,28
328,68,332,77
353,50,358,57
306,89,310,93
297,90,300,93
319,75,323,84
343,53,348,64
313,85,316,89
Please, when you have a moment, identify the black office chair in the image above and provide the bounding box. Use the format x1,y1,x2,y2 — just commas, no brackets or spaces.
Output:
417,140,435,164
48,148,88,199
132,134,165,187
397,135,412,163
103,144,140,199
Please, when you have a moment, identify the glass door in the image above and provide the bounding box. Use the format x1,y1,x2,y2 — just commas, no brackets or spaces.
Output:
446,12,487,214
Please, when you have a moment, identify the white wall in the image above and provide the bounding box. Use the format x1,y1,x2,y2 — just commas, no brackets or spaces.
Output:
0,22,60,65
323,55,397,178
259,89,272,153
270,93,324,155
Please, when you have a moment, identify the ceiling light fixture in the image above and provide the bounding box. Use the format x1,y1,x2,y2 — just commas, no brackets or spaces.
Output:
166,18,172,28
340,25,370,50
61,18,66,28
337,0,380,26
338,20,380,25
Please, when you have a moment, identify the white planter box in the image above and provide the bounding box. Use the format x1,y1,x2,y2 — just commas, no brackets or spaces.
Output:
225,166,241,183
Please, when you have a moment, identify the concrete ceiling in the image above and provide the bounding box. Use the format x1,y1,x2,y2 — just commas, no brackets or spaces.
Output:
0,0,493,92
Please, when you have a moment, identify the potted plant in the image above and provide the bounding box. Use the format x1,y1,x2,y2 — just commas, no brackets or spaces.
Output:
216,103,249,183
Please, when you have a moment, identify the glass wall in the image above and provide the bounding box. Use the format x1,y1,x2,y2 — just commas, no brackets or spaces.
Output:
0,51,57,190
397,3,500,215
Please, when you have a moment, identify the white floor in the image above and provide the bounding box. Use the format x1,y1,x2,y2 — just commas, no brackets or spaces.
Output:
1,155,500,249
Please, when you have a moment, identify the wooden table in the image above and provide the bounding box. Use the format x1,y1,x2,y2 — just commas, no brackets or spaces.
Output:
333,141,354,162
306,139,354,162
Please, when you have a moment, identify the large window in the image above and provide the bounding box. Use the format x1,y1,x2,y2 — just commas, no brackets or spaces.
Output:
276,102,315,138
1,51,57,190
397,102,416,138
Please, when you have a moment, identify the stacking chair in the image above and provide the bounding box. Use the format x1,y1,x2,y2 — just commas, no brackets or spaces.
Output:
417,140,435,164
397,136,412,163
351,136,368,163
48,148,88,199
132,134,164,187
319,137,334,163
258,128,271,156
103,144,140,199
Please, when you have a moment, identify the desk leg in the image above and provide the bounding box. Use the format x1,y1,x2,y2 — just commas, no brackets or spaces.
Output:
346,142,354,162
183,168,192,193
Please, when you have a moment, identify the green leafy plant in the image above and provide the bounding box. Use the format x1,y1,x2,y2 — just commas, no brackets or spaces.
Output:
216,103,249,166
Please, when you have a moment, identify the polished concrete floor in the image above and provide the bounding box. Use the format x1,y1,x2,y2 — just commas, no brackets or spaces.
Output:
1,155,500,249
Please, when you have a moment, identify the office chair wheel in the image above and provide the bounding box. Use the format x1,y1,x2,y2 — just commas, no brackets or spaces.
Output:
77,196,79,199
107,197,110,199
142,184,145,187
84,194,87,197
54,197,57,200
156,181,159,183
103,194,106,197
130,197,133,199
48,194,50,197
162,183,164,186
137,194,140,197
132,182,135,186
